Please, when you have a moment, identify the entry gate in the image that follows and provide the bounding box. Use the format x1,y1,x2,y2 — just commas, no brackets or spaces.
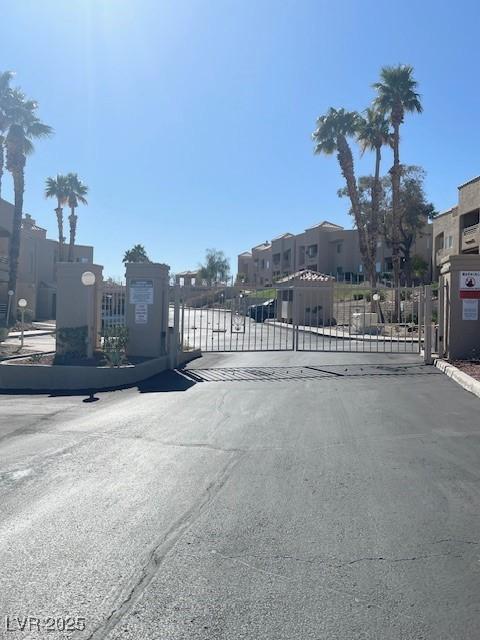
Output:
174,282,435,355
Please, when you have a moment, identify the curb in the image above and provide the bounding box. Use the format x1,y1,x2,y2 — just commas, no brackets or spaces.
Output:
434,358,480,400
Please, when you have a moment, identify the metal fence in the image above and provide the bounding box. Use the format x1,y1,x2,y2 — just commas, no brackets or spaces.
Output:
102,282,126,332
175,282,434,354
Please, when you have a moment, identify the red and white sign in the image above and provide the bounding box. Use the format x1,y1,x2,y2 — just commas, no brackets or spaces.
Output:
460,271,480,299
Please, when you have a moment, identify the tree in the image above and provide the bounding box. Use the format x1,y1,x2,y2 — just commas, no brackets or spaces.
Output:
45,174,69,261
4,88,52,297
355,108,391,288
312,108,370,281
373,65,422,314
65,173,88,262
198,248,230,285
123,244,150,264
0,70,14,199
380,166,435,285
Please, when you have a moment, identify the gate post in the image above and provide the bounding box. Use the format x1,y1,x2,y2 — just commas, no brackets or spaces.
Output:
423,284,432,365
439,254,480,360
125,262,169,359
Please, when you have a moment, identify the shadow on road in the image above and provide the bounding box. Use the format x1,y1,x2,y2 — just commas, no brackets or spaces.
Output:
180,363,441,383
137,368,197,393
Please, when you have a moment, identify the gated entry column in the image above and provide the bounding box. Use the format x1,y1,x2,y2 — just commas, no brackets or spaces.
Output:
439,254,480,360
125,262,169,358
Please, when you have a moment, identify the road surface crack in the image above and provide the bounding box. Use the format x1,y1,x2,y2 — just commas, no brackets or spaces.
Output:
82,450,244,640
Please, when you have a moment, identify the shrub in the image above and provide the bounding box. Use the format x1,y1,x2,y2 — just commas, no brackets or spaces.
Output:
56,326,88,360
102,325,129,367
16,307,34,323
0,327,8,343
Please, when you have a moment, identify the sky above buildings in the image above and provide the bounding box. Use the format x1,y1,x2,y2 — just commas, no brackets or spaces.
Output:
1,0,479,278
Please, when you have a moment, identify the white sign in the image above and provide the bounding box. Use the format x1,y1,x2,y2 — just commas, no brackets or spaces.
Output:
460,271,480,299
462,299,478,321
135,303,148,324
129,279,154,304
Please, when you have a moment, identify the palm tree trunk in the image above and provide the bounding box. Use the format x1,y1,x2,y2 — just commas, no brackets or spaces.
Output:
369,145,382,292
55,202,64,262
7,168,24,301
68,208,77,262
336,135,371,281
390,120,402,322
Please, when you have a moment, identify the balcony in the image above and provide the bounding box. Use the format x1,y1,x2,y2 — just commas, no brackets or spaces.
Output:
462,224,480,252
435,247,451,266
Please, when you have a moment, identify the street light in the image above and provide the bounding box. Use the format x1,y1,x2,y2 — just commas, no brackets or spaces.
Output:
18,298,27,350
81,271,96,359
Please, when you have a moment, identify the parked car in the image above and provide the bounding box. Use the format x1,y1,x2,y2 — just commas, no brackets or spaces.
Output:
247,299,277,322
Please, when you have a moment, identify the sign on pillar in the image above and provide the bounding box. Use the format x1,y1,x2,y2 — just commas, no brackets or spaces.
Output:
459,270,480,322
125,263,169,359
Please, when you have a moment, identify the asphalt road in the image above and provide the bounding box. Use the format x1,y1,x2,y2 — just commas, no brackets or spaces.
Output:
1,351,479,639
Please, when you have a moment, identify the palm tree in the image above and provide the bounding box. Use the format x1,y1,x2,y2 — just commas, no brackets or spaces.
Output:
123,244,150,264
373,65,422,315
0,70,14,199
4,89,52,298
356,107,391,288
65,173,88,262
45,174,69,261
312,108,369,276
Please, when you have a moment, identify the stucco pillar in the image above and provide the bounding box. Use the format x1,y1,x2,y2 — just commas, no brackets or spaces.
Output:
56,263,104,356
440,254,480,360
125,262,170,358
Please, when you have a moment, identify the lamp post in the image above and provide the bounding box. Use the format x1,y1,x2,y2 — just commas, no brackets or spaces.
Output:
18,298,27,349
6,289,13,326
81,271,96,359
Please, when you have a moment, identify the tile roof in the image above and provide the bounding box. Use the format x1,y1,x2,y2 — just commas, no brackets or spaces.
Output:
276,269,335,284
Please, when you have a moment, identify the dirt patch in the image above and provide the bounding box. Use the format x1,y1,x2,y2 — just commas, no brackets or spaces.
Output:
451,360,480,382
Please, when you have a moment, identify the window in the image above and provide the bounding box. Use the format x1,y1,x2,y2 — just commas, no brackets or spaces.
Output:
358,264,363,273
377,240,382,248
446,235,453,249
306,244,318,259
376,262,381,273
336,243,342,254
273,253,280,265
266,260,270,269
283,249,291,263
298,246,305,265
260,259,265,269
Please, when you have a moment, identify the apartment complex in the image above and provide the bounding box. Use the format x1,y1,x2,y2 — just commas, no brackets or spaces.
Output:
432,176,480,279
238,220,432,287
0,198,94,320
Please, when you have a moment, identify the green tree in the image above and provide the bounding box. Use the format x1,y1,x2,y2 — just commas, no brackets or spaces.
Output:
0,70,14,199
373,65,422,313
65,173,88,262
123,244,150,264
380,166,435,285
198,248,230,285
312,108,370,280
45,174,69,261
4,88,52,296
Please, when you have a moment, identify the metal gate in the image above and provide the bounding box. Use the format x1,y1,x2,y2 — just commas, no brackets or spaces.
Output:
174,281,434,355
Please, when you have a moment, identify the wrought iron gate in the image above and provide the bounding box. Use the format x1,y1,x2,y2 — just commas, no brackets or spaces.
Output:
174,282,433,355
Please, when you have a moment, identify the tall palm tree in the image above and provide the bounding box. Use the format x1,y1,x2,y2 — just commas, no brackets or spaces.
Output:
312,108,369,275
45,174,69,262
356,107,391,288
0,70,14,199
373,65,422,315
4,89,52,298
65,173,88,262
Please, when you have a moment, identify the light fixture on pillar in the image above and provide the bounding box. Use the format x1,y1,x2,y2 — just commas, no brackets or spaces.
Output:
81,271,96,359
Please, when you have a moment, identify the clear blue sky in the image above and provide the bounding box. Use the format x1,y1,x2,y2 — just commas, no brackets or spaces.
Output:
1,0,479,278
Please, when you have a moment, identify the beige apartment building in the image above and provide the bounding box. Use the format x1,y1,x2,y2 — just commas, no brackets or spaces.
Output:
432,176,480,279
238,220,432,287
0,198,94,320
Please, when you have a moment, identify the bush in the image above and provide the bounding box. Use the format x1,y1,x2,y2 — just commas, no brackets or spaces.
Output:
0,327,8,343
16,307,34,323
102,325,129,367
56,326,88,360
